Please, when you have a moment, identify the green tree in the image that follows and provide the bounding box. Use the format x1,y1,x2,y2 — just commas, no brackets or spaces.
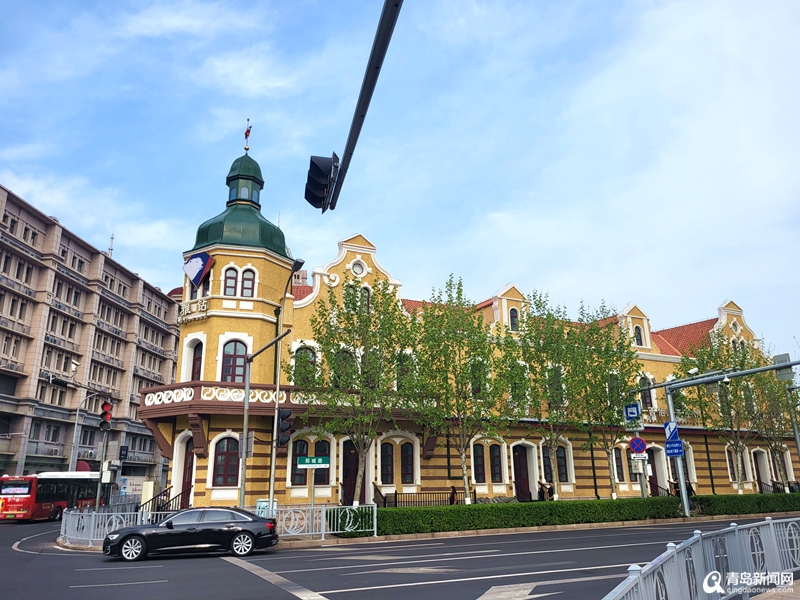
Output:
297,278,414,505
409,276,507,503
573,303,641,499
750,368,794,490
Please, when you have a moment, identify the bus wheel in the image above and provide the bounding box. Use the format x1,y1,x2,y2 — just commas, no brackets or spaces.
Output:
120,536,147,561
51,507,63,521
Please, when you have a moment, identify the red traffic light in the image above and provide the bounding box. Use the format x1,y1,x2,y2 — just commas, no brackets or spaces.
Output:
100,401,113,430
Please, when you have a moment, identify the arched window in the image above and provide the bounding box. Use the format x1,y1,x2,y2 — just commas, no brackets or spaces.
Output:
293,347,316,387
614,447,625,482
726,447,739,480
241,269,255,298
224,268,238,296
361,287,371,312
634,326,643,346
731,340,738,352
639,376,653,409
401,442,414,484
489,444,502,483
252,189,259,203
213,437,239,486
381,442,394,484
222,341,247,383
626,448,634,480
543,446,569,483
332,350,356,389
240,185,249,199
395,352,413,394
191,343,203,381
229,187,237,201
473,443,486,484
291,439,308,485
509,308,519,332
314,440,330,485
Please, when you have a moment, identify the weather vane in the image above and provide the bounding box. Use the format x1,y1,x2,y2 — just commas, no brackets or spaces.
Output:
244,119,252,154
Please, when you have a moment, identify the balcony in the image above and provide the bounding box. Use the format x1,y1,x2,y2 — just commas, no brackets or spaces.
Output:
50,296,83,320
1,231,43,261
92,349,125,369
0,436,18,454
96,319,128,340
0,316,31,336
139,309,170,332
100,287,130,309
133,365,164,384
125,451,156,464
56,264,89,287
44,332,82,354
0,274,36,298
136,337,175,361
86,381,119,398
27,440,66,458
0,357,25,374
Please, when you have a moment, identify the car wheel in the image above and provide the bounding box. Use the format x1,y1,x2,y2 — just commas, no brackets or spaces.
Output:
120,536,147,561
51,507,63,522
230,532,255,557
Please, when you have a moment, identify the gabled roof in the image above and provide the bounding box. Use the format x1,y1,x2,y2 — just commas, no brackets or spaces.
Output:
292,285,313,301
401,299,424,315
475,298,493,310
652,318,718,356
650,332,682,357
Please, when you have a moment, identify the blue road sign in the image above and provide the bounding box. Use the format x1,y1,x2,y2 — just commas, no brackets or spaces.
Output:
624,403,641,421
664,421,679,442
629,437,647,454
666,440,684,457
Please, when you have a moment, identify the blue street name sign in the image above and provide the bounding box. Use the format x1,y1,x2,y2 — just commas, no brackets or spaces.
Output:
665,440,684,457
664,421,683,456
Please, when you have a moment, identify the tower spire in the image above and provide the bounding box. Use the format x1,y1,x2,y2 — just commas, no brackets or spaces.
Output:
244,118,251,154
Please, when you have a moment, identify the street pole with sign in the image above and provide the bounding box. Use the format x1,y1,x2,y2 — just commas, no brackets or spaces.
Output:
296,456,330,535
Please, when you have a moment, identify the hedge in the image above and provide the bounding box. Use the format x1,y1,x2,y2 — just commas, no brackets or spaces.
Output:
692,493,800,516
375,496,680,536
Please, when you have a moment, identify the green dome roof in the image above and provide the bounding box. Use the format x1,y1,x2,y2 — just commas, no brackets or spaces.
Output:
226,154,264,185
193,202,289,257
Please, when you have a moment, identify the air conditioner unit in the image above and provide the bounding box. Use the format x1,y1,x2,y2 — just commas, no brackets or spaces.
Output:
79,450,95,459
50,448,60,456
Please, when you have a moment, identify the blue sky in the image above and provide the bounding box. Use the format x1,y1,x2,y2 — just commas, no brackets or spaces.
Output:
1,0,799,359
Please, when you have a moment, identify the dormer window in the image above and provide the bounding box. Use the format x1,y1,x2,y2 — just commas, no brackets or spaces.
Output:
634,326,643,346
239,185,249,199
229,187,237,201
509,308,519,332
252,189,259,203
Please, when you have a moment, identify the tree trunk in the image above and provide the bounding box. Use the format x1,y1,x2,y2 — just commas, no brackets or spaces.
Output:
353,442,369,507
606,450,617,499
774,447,789,491
547,441,559,500
736,448,744,495
459,449,472,504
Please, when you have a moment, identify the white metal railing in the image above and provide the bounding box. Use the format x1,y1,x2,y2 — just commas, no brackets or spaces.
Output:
254,504,377,540
59,509,175,547
603,517,800,600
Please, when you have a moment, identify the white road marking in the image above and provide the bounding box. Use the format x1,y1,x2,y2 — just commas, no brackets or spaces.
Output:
76,565,164,571
69,580,168,588
223,556,329,600
275,539,671,574
363,567,463,574
11,528,63,554
476,583,562,599
319,564,630,594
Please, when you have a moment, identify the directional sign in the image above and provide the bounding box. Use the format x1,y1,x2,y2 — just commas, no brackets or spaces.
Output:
296,456,330,469
629,437,647,454
631,452,648,460
664,421,679,442
624,403,641,421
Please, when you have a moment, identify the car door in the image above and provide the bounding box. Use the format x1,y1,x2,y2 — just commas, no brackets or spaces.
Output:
151,509,204,552
198,509,239,549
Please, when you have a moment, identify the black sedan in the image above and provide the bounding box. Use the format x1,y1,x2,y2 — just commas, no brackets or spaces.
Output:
103,507,278,561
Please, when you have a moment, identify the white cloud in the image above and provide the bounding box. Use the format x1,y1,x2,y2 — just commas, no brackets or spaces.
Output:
0,143,51,161
118,1,264,39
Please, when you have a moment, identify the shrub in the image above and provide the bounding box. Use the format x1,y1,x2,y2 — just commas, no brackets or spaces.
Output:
376,496,680,536
692,494,800,516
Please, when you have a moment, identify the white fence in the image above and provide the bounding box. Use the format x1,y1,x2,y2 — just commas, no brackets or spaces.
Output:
59,504,377,547
603,516,800,600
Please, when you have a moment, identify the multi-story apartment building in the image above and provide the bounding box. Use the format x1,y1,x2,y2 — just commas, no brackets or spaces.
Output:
0,184,179,486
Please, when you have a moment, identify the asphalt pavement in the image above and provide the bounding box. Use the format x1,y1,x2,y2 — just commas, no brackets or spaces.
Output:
0,517,764,599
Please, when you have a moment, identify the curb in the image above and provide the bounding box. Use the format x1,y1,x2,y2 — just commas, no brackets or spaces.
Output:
55,510,800,553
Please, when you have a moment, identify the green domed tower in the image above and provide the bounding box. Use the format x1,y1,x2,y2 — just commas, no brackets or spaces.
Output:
193,153,290,258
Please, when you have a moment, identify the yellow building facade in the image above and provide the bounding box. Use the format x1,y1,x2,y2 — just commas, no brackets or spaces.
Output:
139,152,796,509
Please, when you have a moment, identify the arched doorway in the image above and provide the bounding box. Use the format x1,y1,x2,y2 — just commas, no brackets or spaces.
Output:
512,445,531,501
753,449,770,493
646,447,668,497
341,440,365,505
181,438,194,509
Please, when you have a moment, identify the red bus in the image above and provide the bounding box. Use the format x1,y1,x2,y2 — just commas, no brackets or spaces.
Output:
0,472,108,521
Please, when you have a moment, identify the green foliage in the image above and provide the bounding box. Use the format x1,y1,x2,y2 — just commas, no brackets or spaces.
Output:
376,497,680,536
692,493,800,516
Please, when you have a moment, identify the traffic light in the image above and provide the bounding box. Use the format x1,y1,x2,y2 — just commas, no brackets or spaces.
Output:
47,373,72,387
304,152,339,213
275,409,293,448
99,401,112,431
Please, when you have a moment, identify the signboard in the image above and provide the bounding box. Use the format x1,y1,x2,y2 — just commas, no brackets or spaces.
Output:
119,445,128,461
664,421,684,457
631,452,648,460
118,476,145,496
629,437,647,454
624,403,641,421
296,456,330,469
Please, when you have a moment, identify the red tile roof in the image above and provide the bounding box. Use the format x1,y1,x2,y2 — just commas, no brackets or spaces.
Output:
292,285,313,301
475,298,493,310
649,332,682,357
167,286,183,300
402,299,424,315
652,318,718,357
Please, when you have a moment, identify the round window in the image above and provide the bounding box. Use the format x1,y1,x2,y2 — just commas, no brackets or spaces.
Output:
352,262,364,276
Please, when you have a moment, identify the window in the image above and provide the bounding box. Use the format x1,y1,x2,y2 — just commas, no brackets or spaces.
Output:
640,377,653,409
634,326,643,346
191,344,203,381
614,447,625,482
171,510,202,525
626,448,634,481
81,429,95,446
213,438,239,486
470,360,488,398
401,442,414,484
291,439,308,485
314,440,330,485
669,455,689,483
473,443,486,484
381,442,394,484
241,270,255,298
332,350,356,389
221,341,247,383
252,189,259,203
293,347,316,387
489,444,502,483
240,185,249,199
726,447,739,480
361,287,370,312
224,268,238,296
229,187,237,201
30,421,40,440
509,308,519,331
542,446,568,483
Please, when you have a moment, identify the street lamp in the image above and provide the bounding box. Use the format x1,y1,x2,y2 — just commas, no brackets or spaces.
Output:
267,258,305,513
68,390,101,471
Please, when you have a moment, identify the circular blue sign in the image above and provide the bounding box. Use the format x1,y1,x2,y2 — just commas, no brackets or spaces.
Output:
629,437,647,454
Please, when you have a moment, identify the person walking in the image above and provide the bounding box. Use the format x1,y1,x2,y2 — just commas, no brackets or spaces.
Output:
537,481,546,502
449,485,458,505
547,482,555,501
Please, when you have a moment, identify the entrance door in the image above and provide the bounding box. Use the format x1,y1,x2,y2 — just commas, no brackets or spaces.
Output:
181,439,194,509
341,440,365,505
647,448,659,497
513,446,531,501
754,451,767,492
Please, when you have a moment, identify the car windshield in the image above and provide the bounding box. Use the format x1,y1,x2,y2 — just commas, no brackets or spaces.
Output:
1,481,31,495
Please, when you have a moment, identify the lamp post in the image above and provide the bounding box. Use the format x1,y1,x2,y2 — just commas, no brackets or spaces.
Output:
267,258,305,513
68,390,101,471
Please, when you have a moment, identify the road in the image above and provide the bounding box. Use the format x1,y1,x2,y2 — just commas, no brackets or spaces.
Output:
0,517,759,599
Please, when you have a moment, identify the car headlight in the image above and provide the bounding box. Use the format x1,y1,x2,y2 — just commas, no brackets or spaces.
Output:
107,534,119,541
